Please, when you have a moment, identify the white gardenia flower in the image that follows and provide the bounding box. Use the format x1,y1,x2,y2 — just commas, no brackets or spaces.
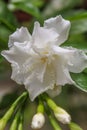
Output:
54,106,71,124
1,15,87,101
31,113,45,129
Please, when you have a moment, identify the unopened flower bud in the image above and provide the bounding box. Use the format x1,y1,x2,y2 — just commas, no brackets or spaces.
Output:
54,107,71,124
31,113,45,129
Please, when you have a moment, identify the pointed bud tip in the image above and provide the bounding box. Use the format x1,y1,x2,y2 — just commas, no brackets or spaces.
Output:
55,113,71,124
54,107,71,124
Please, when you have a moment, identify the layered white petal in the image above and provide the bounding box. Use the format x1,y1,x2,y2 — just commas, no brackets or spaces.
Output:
11,63,23,84
1,42,30,66
67,49,87,73
53,45,75,55
53,57,74,86
46,85,62,97
44,15,70,45
22,56,47,82
1,42,32,84
24,63,55,101
32,22,58,51
8,27,31,48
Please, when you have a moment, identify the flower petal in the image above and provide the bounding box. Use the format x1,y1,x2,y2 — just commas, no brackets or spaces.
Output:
44,15,70,45
46,85,62,97
1,42,30,66
53,45,75,55
11,63,32,84
1,42,32,84
53,56,74,86
23,56,47,83
24,63,55,101
68,49,87,73
32,22,58,50
8,27,31,48
11,63,23,84
53,46,87,73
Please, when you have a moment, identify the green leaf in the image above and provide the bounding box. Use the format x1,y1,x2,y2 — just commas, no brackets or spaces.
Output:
68,11,87,21
69,122,83,130
83,68,87,73
29,0,44,7
0,18,16,31
65,11,87,34
71,19,87,34
62,0,82,10
70,72,87,92
14,2,41,19
62,34,87,51
11,0,44,7
0,1,18,31
44,0,82,17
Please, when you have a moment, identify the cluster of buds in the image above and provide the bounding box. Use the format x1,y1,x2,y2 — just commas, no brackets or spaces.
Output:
0,92,82,130
31,94,71,130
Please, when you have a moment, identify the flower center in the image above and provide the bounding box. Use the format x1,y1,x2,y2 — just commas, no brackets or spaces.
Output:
41,57,47,63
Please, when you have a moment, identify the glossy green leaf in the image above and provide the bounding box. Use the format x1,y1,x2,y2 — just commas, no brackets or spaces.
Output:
70,72,87,92
69,122,83,130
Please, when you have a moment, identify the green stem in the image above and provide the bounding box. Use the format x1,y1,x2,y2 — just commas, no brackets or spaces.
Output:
37,96,44,113
0,91,28,130
18,113,23,130
18,96,26,130
44,103,62,130
10,110,21,130
42,93,57,111
69,122,83,130
49,115,62,130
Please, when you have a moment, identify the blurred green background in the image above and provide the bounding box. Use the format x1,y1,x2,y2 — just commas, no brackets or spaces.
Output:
0,0,87,130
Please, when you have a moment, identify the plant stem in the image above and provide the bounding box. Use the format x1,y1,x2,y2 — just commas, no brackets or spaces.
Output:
45,104,62,130
49,115,62,130
42,93,57,111
18,113,23,130
10,110,21,130
41,95,62,130
0,91,28,130
37,96,44,113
